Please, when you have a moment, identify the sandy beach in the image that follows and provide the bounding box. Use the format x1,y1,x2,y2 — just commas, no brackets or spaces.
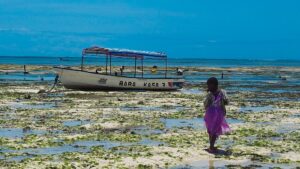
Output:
0,65,300,168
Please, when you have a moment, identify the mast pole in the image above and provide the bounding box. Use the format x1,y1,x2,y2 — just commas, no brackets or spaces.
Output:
141,58,144,78
109,54,112,75
134,56,137,78
165,58,168,78
105,54,108,74
81,53,84,71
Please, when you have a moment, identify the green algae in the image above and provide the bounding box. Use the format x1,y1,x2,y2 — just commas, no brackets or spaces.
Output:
1,65,300,168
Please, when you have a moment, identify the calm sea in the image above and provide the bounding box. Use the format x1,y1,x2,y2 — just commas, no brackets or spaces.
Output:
1,56,300,67
1,56,300,91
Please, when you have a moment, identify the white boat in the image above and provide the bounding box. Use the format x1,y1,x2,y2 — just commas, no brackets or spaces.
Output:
54,46,184,91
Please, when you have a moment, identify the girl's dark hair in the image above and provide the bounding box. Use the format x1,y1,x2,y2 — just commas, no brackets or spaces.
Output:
207,77,218,86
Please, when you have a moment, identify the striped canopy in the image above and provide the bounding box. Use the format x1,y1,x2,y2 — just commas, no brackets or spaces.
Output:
83,46,167,60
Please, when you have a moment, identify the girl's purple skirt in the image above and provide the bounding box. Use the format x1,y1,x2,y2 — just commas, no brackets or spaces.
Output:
204,105,231,137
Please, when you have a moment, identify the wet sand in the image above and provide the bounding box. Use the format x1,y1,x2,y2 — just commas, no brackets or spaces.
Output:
0,65,300,168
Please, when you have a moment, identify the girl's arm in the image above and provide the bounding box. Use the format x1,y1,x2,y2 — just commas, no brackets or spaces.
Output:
204,92,213,109
222,89,229,105
221,89,229,115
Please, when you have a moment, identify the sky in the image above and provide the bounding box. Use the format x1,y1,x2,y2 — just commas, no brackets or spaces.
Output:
0,0,300,60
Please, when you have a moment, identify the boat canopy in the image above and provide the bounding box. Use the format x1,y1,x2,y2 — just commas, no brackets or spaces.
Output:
81,46,169,78
83,46,167,60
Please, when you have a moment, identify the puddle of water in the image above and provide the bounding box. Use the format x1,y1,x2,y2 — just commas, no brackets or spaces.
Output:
121,106,161,111
180,88,203,95
63,120,90,127
267,89,290,93
131,126,164,135
73,140,131,149
0,72,55,82
166,106,189,113
173,159,299,169
120,105,187,112
139,138,164,146
1,138,164,162
239,105,277,113
46,93,65,97
227,87,259,92
161,118,243,129
276,123,300,133
0,128,46,138
6,155,35,162
9,102,56,110
74,138,164,149
290,113,300,118
266,89,294,93
23,145,89,155
161,118,204,130
171,158,298,169
1,144,88,155
246,97,291,102
171,159,247,169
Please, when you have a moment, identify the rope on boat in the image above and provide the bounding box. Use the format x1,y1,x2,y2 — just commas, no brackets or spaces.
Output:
47,75,59,93
38,75,59,94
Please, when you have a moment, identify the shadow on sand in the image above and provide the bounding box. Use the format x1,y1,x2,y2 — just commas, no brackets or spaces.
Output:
204,148,231,156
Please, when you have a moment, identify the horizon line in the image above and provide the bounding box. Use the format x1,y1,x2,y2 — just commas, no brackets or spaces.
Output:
1,55,300,62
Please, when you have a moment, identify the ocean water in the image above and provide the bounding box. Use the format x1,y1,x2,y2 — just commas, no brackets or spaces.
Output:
1,56,300,88
1,56,300,67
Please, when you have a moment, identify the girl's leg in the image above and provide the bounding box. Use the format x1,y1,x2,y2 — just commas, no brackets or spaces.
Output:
209,135,217,150
208,132,213,147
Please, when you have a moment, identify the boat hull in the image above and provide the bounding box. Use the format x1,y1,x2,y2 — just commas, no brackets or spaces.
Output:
54,67,184,91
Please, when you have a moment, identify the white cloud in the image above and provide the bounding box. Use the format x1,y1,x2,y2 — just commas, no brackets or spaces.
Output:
208,40,217,43
0,27,30,32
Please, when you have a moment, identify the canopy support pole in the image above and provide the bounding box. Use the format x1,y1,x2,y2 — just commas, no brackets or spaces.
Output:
109,54,112,75
165,59,168,78
81,54,84,71
134,56,137,78
141,58,144,78
105,54,108,74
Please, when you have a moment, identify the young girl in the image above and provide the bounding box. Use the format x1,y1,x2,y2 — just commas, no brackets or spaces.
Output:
204,77,230,153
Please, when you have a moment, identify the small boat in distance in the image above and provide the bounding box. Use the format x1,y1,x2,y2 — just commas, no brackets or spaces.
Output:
54,46,184,91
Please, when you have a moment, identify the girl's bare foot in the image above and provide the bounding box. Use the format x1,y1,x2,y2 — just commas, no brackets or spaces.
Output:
212,147,218,151
207,147,218,153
